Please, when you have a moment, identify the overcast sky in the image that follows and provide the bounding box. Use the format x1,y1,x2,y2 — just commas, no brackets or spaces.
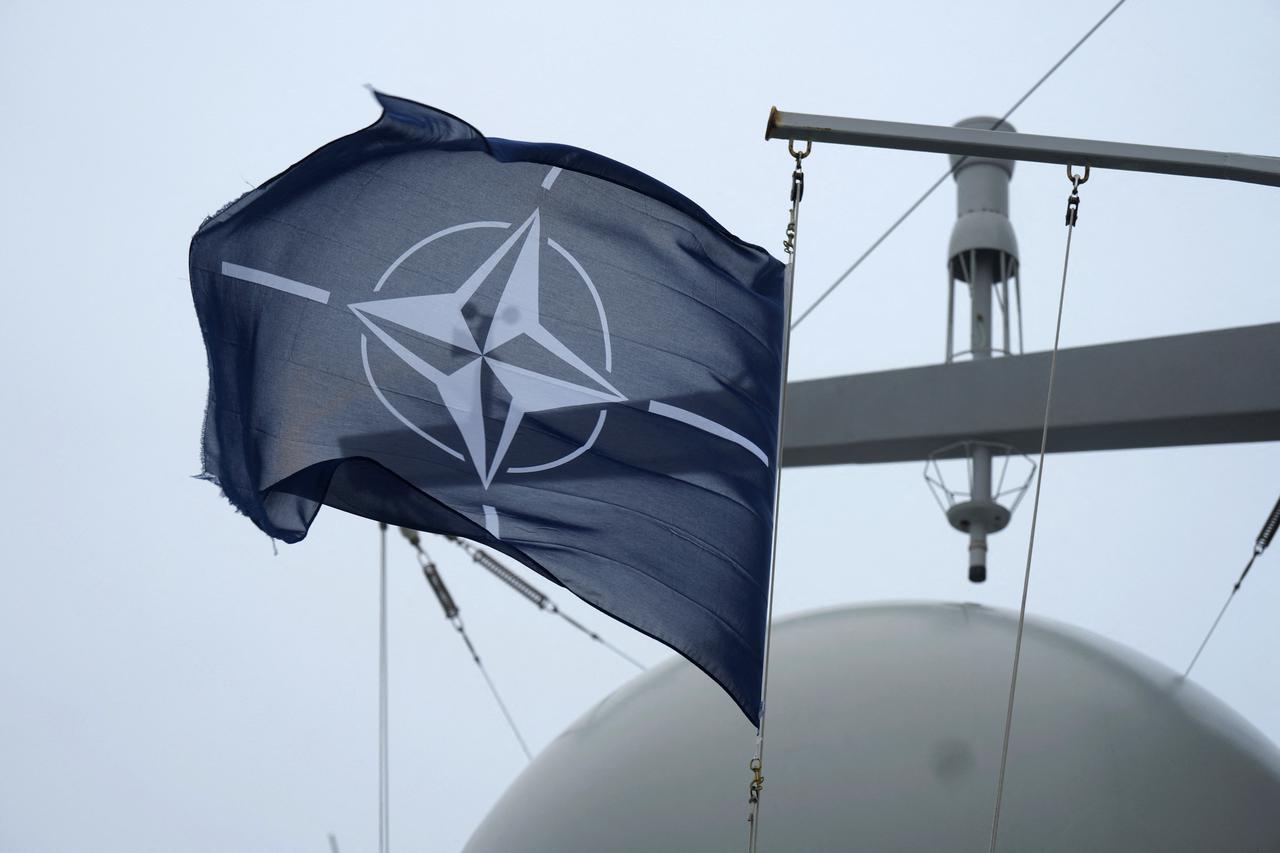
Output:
2,1,1278,850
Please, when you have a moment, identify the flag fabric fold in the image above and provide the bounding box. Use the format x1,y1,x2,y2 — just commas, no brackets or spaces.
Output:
189,91,785,723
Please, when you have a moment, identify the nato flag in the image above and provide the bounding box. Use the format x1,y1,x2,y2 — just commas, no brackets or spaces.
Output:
189,92,786,723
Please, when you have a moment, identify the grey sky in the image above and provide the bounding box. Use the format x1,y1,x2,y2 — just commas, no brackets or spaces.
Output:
2,1,1277,850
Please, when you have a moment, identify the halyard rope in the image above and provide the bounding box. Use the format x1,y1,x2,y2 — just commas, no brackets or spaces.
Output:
747,138,808,853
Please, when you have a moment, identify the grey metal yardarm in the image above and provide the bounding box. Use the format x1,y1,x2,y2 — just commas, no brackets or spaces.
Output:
765,110,1280,187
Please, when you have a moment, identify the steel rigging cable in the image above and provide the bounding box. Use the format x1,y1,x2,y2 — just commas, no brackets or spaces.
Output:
440,534,645,671
400,529,532,761
1184,494,1280,678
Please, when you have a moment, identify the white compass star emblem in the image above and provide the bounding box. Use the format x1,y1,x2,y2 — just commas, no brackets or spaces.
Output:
349,208,624,488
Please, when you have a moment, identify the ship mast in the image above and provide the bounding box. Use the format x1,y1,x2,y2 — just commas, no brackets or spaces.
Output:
772,109,1280,580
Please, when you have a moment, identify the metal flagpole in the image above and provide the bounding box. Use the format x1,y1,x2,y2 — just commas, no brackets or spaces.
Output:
378,522,390,853
747,138,809,853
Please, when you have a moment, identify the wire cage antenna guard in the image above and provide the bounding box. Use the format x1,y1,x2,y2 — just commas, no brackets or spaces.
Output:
925,441,1036,582
924,441,1036,514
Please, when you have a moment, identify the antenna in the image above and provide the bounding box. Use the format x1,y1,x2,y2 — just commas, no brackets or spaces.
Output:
937,118,1026,582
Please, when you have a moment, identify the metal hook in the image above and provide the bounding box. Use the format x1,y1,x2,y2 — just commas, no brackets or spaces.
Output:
1066,164,1091,186
748,757,765,802
788,139,811,161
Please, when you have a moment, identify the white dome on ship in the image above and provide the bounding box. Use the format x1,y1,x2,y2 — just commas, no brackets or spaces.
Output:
464,602,1280,852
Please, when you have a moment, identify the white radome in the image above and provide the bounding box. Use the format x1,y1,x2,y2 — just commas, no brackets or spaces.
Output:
464,602,1280,852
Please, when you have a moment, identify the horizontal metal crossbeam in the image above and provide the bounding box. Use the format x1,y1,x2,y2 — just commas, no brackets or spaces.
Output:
766,109,1280,187
781,323,1280,466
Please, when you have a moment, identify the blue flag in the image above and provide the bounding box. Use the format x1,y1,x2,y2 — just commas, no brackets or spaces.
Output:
189,92,785,723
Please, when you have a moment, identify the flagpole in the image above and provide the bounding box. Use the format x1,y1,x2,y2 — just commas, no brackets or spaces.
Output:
747,140,809,853
378,522,390,853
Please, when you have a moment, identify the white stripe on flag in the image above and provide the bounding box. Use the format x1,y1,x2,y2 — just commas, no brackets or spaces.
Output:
483,505,501,539
221,261,331,304
647,401,770,467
